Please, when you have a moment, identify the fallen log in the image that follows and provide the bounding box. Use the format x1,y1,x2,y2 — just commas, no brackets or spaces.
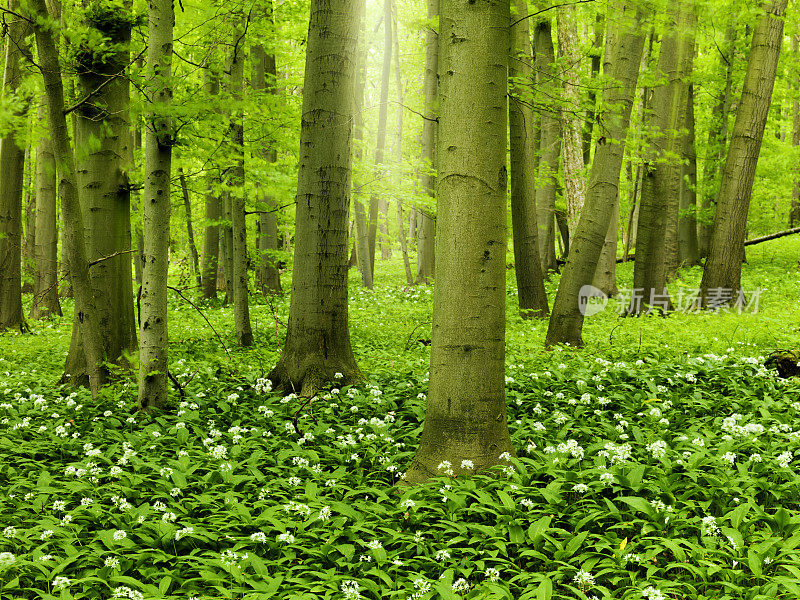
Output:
744,226,800,246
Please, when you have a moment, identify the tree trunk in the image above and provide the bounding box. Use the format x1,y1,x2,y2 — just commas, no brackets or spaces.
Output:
22,146,35,294
678,82,700,267
65,2,137,382
698,0,788,307
267,0,362,394
0,2,30,332
557,2,586,236
200,68,221,300
405,0,514,484
30,0,106,395
132,123,144,287
583,11,604,165
533,16,560,273
545,0,649,347
352,13,373,288
791,34,800,228
367,0,393,276
699,24,736,258
138,0,174,411
226,21,253,347
416,0,437,284
509,0,548,318
630,1,694,313
31,99,62,319
252,37,282,294
178,168,200,286
592,199,618,296
392,0,413,286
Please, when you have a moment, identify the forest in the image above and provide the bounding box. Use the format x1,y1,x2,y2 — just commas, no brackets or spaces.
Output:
2,0,800,597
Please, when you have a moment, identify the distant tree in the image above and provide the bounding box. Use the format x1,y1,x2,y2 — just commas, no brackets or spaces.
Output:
509,0,548,318
0,1,31,332
546,0,649,347
139,0,175,410
415,0,437,284
268,0,363,394
698,0,788,307
406,0,514,482
200,67,221,301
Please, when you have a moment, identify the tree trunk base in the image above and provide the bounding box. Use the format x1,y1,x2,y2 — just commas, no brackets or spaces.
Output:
268,354,362,397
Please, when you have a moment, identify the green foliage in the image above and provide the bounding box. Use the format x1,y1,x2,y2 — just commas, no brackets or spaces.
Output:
4,239,800,599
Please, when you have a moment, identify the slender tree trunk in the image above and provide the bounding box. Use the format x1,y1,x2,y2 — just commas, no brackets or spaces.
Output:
22,146,35,294
138,0,174,410
592,199,618,296
699,24,735,258
630,2,694,312
678,82,700,266
416,0,437,284
510,0,548,318
392,0,413,285
557,3,586,236
352,23,373,289
583,12,604,165
201,68,221,300
406,0,514,484
31,99,62,319
226,21,253,347
791,34,800,227
267,0,363,394
545,0,649,347
178,168,200,286
132,122,144,286
533,16,560,273
66,2,136,382
367,0,393,276
252,37,282,294
0,2,30,331
30,0,106,395
698,0,788,307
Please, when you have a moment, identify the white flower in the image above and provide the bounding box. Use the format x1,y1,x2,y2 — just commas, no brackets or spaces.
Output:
175,526,193,541
750,453,762,462
460,459,475,470
642,586,666,600
0,552,15,569
277,531,294,544
692,437,705,447
250,532,267,542
341,580,360,600
485,567,500,582
721,452,736,465
572,483,588,493
40,530,54,540
777,451,793,468
573,569,595,587
53,576,71,590
499,452,512,461
3,526,16,538
367,540,382,550
104,556,120,569
112,586,144,600
452,578,470,592
81,497,93,506
437,461,454,476
162,512,177,523
701,515,720,537
318,506,331,521
400,498,415,510
113,530,127,541
646,440,668,459
435,549,450,561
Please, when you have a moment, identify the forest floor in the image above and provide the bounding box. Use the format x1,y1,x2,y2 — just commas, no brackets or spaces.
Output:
2,237,800,599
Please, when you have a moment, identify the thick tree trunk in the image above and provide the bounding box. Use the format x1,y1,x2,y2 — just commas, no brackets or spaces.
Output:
138,0,174,410
200,69,221,300
406,0,514,484
509,0,548,318
178,168,200,286
678,83,700,267
226,22,253,347
66,3,136,381
533,16,560,273
545,0,649,347
699,24,735,258
267,0,362,394
416,0,437,284
31,99,62,319
252,39,282,294
30,0,106,395
630,2,693,313
557,3,586,236
0,3,30,331
367,0,393,276
698,0,788,307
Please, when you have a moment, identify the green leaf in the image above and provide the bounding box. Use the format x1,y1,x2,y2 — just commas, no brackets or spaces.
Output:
536,577,553,600
527,516,551,543
748,548,763,577
496,490,516,511
618,496,654,517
